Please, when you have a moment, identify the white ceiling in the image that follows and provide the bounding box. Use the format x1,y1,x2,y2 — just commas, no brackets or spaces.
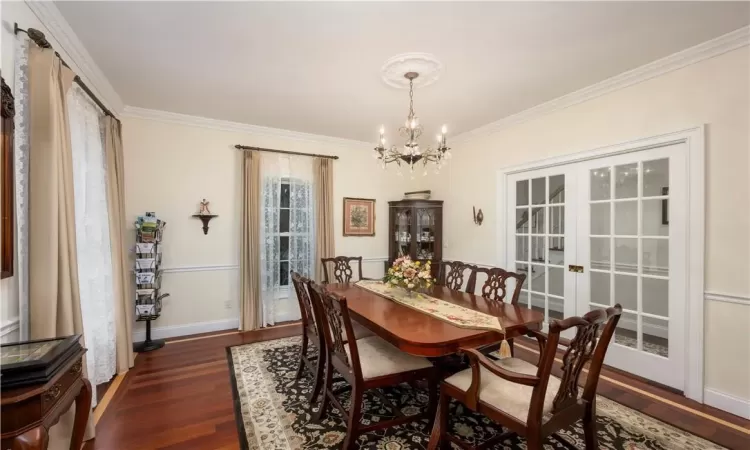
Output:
56,1,749,142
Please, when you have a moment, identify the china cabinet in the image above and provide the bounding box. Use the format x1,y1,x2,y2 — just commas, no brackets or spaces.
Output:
387,199,443,274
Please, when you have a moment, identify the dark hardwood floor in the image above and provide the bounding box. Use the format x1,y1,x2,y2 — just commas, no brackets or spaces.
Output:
83,325,749,450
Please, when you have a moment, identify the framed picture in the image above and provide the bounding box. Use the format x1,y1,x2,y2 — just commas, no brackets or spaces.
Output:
1,77,15,279
343,197,375,236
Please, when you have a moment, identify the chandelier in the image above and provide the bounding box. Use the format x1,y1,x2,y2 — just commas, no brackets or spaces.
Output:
374,72,451,174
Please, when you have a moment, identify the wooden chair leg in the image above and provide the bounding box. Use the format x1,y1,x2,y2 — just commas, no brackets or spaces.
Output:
295,334,309,380
342,385,363,450
584,402,598,449
308,345,325,403
525,434,543,450
438,390,451,450
313,355,332,423
425,373,439,432
507,338,515,357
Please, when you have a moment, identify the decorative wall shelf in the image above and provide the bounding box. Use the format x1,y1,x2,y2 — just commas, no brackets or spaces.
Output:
192,214,218,235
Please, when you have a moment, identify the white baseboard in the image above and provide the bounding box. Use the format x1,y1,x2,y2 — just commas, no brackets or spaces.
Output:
132,318,239,342
703,388,750,419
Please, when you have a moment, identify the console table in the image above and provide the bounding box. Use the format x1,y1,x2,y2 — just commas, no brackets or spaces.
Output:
1,336,92,450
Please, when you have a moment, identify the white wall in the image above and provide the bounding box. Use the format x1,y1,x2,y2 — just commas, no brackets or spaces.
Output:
427,47,750,402
122,114,410,337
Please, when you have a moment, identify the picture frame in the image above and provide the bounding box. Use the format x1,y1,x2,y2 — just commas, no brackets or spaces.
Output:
343,197,375,236
1,77,15,279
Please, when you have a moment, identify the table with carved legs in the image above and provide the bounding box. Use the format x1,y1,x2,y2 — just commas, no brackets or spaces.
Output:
1,348,92,450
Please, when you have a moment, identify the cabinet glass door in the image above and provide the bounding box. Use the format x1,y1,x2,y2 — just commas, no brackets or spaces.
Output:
415,207,437,261
393,207,412,260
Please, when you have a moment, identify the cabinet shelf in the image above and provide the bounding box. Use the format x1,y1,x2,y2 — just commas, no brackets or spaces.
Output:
387,199,443,275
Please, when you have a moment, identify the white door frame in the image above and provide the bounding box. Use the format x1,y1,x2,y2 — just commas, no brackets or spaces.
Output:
495,126,705,402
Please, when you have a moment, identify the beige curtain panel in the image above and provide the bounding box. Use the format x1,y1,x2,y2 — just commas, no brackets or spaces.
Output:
313,157,335,281
240,150,262,331
104,116,134,373
27,45,95,447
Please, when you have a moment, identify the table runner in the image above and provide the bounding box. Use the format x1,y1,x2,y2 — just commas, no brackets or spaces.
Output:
355,280,503,334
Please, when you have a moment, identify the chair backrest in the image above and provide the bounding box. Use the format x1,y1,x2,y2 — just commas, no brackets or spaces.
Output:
308,281,362,379
545,305,622,413
321,256,363,284
437,260,476,292
469,267,526,304
290,271,318,338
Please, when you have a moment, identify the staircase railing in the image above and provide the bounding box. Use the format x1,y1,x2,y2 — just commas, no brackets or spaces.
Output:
516,185,565,262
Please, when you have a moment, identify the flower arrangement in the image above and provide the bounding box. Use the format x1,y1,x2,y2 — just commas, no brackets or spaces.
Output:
383,255,434,293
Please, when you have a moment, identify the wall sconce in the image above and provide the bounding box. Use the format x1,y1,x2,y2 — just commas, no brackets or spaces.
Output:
473,207,484,226
192,198,218,235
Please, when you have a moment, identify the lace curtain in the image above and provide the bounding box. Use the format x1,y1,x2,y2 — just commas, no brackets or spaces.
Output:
260,154,314,326
13,35,31,341
68,85,116,406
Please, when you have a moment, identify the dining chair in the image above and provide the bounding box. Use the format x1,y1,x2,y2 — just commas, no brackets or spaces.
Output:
321,256,364,284
309,281,439,449
470,266,527,357
290,271,326,404
438,305,622,450
436,260,477,293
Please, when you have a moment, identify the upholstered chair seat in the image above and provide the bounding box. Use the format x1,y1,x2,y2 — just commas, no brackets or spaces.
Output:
445,357,562,423
345,336,432,380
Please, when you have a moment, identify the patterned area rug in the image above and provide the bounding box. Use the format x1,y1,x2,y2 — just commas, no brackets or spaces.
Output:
227,337,723,450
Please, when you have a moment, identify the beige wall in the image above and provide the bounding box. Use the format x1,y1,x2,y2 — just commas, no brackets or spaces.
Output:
427,47,750,400
122,116,409,335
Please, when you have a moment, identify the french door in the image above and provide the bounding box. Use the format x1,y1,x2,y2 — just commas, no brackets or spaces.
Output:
505,143,688,391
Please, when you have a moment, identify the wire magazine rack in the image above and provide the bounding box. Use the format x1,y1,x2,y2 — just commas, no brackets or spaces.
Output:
133,217,169,352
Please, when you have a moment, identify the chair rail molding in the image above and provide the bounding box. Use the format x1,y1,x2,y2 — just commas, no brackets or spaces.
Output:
24,0,124,114
160,257,389,274
453,26,749,145
703,291,750,306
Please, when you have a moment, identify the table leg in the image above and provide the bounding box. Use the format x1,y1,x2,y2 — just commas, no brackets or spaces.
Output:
9,426,49,450
69,378,92,450
426,404,441,450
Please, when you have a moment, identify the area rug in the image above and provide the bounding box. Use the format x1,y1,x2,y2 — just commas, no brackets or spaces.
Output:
227,337,723,450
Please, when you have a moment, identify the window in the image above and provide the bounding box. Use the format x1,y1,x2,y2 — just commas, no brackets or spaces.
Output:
279,180,291,286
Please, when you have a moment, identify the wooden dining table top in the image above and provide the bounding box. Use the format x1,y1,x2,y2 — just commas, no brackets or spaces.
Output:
325,283,545,357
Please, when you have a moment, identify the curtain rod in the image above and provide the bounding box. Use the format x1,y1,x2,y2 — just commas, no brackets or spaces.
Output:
234,144,339,160
14,23,121,124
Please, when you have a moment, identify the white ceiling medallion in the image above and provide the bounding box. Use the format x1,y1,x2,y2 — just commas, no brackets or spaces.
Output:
381,53,444,89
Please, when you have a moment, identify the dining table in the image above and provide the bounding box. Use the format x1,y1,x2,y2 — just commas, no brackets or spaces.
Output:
325,282,546,450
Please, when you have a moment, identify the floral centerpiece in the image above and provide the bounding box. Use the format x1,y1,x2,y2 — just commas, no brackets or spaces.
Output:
382,255,434,294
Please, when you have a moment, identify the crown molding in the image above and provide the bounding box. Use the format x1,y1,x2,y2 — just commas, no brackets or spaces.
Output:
122,106,374,149
24,0,124,114
454,26,750,145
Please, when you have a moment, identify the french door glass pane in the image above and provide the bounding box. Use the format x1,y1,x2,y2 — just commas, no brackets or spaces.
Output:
531,236,545,262
530,265,546,292
590,237,610,270
549,206,564,234
590,271,610,305
642,199,668,236
643,316,669,357
614,201,637,235
530,293,545,314
615,311,638,349
643,159,669,197
549,175,565,203
614,273,637,311
642,239,669,276
549,239,564,265
532,177,546,204
642,277,668,316
615,163,638,199
516,208,529,233
548,267,564,297
590,203,610,235
614,238,637,273
515,263,529,289
516,180,529,206
549,298,564,320
531,207,545,234
590,167,611,200
516,236,529,261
